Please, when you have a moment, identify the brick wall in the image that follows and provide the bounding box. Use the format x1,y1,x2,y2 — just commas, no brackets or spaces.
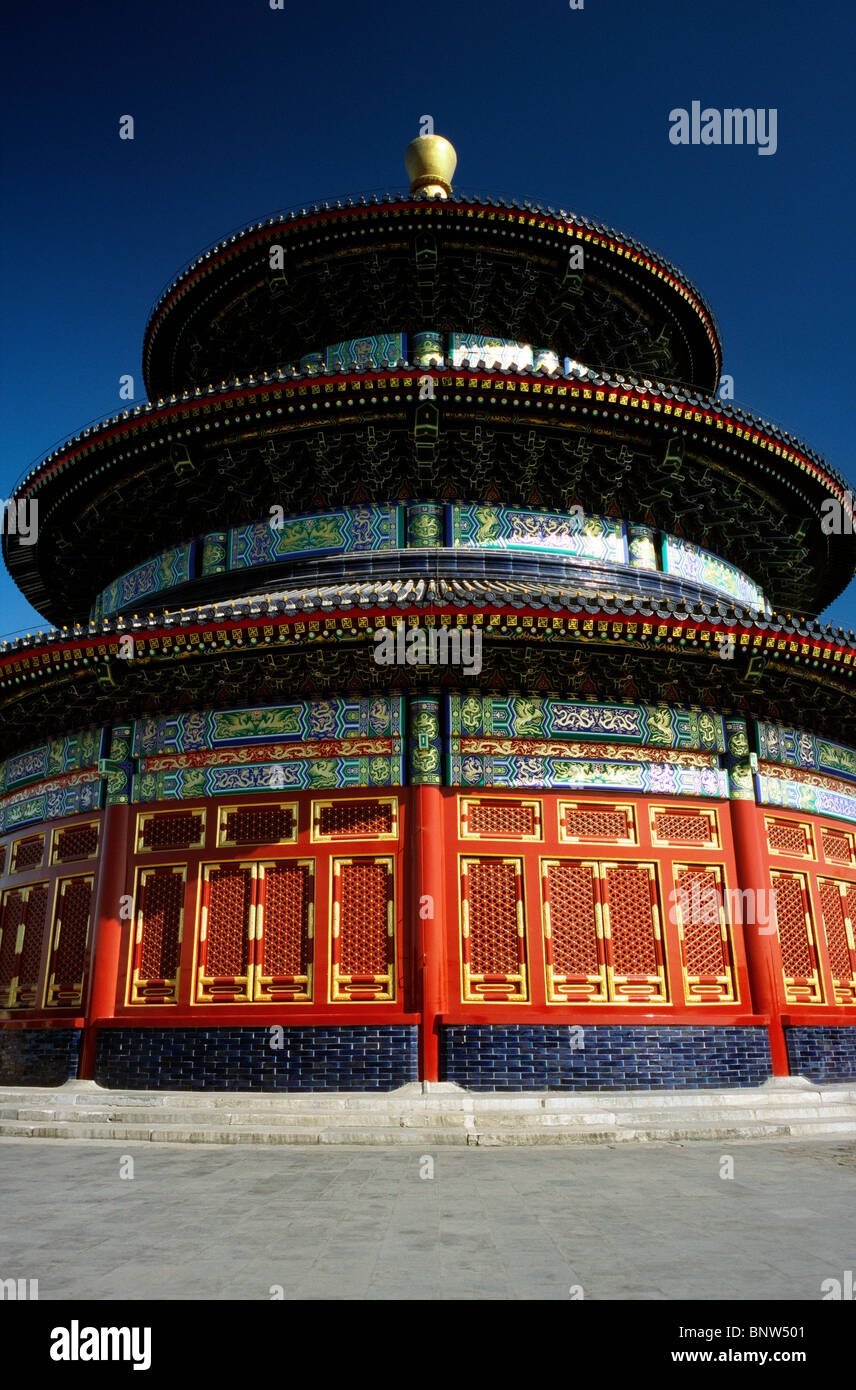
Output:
785,1027,856,1082
94,1025,418,1091
441,1024,773,1090
0,1029,81,1086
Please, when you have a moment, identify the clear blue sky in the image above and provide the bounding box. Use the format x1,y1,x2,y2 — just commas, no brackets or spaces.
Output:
2,0,854,641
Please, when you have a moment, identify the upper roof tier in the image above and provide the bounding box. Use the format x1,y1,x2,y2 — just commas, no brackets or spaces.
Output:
141,191,722,400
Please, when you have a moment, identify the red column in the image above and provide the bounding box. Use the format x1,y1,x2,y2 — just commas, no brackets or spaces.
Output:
79,803,131,1079
414,785,446,1082
730,796,789,1075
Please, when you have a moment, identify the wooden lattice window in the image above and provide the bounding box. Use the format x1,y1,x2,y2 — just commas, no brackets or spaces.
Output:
651,806,718,848
765,817,814,860
196,863,254,1002
821,828,855,865
460,856,527,1002
0,882,49,1007
816,878,856,1006
541,859,607,1002
217,802,298,848
330,856,395,1001
45,876,93,1007
10,834,45,874
602,862,668,1002
255,860,314,1002
137,810,205,853
312,798,398,841
52,821,100,865
460,797,542,841
129,865,186,1004
671,864,737,1003
558,801,637,845
0,843,7,877
771,870,823,1004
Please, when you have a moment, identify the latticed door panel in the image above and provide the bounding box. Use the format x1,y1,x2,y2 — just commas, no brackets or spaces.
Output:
602,863,668,1003
817,878,856,1006
15,884,49,1006
330,856,396,1001
0,893,20,1005
45,876,94,1007
130,866,186,1004
672,864,737,1003
771,870,824,1004
254,860,315,1002
196,863,254,1002
460,856,528,1002
0,883,49,1008
540,859,608,1002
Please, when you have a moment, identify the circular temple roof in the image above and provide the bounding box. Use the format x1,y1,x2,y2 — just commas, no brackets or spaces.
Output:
140,193,723,399
5,366,854,625
4,148,854,751
1,578,855,758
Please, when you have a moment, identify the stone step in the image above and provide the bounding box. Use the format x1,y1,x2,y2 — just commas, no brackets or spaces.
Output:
0,1088,423,1112
0,1119,464,1146
1,1114,852,1145
610,1103,856,1126
463,1123,797,1146
1,1103,854,1145
0,1080,854,1147
1,1082,855,1114
0,1105,477,1128
2,1100,855,1128
463,1118,856,1144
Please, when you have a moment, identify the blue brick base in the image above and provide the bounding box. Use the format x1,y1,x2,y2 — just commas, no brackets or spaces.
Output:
0,1029,82,1086
441,1025,773,1090
785,1026,856,1082
93,1026,418,1091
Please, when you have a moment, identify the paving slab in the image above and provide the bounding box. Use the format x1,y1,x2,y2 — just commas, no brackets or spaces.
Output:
1,1136,854,1299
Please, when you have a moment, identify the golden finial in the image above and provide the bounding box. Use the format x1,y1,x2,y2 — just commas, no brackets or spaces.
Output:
405,133,457,198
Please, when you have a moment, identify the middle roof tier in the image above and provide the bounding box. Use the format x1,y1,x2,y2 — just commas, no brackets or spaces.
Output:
6,365,853,624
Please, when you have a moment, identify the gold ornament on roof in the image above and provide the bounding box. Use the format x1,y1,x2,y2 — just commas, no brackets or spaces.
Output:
405,134,457,198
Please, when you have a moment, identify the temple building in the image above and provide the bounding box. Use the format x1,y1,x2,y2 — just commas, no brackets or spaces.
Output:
1,136,855,1092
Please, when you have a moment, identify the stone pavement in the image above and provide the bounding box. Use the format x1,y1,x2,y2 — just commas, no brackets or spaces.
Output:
0,1136,854,1300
